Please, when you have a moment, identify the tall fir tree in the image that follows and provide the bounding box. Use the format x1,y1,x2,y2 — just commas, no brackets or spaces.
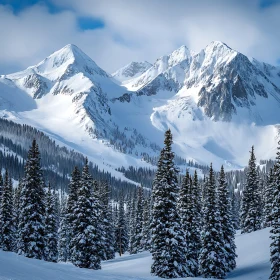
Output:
217,165,237,272
270,140,280,280
131,185,144,254
0,171,15,251
263,168,275,228
150,129,188,278
99,181,115,260
44,184,58,262
199,163,226,279
240,146,261,233
178,171,200,277
140,198,151,251
128,190,136,254
58,196,68,262
67,167,81,261
71,159,101,269
115,194,129,256
17,139,46,259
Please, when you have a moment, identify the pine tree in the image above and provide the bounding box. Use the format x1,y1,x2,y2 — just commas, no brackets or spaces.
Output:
199,163,226,279
131,185,144,254
150,129,188,278
44,184,58,262
263,168,275,228
66,167,81,261
0,172,3,246
58,197,68,262
12,180,22,252
140,198,151,251
99,181,115,260
71,159,101,269
17,139,46,259
241,146,261,233
270,140,280,279
232,191,241,230
0,171,15,251
217,165,237,272
128,190,136,254
115,194,129,256
178,171,199,277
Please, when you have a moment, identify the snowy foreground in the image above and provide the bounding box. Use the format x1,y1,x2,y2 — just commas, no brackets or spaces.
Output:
0,227,270,280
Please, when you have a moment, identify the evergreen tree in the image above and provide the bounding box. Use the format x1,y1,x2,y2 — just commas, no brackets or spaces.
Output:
12,180,22,252
150,129,188,278
241,146,261,233
270,140,280,280
71,159,101,269
140,198,151,251
66,167,81,261
199,163,226,279
263,168,275,228
178,171,199,277
58,197,68,262
217,165,237,272
128,191,136,254
0,171,15,251
99,181,115,260
44,184,58,262
232,191,241,230
17,139,45,259
131,185,144,254
115,194,129,256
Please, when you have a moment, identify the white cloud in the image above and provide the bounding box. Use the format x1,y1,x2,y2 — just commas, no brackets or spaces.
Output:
0,0,280,74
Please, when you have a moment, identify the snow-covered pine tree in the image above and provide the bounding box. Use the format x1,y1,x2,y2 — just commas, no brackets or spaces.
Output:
67,166,81,261
199,163,226,279
128,190,136,254
71,159,101,269
99,181,115,260
270,141,280,280
263,168,275,228
150,129,188,278
131,185,144,254
92,180,105,261
140,198,151,251
232,190,241,230
58,196,68,262
115,194,129,256
44,184,58,262
0,171,15,251
17,139,46,259
240,146,261,233
12,179,22,252
217,165,237,272
178,171,199,277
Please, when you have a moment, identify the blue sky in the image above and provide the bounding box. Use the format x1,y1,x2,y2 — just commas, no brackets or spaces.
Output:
0,0,279,74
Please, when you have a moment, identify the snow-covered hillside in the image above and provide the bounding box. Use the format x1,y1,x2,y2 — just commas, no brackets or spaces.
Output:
1,41,280,170
0,228,271,280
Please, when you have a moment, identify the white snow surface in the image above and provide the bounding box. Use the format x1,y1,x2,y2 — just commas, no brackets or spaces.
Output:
1,41,280,171
0,227,271,279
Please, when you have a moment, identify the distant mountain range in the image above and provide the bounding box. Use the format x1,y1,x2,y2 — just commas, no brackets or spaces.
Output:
1,41,280,170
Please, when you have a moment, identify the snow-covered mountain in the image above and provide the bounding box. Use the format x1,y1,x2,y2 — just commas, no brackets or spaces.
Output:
112,61,152,83
1,41,280,170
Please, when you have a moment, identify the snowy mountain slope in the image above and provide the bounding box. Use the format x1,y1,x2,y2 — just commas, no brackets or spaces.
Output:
0,228,271,279
112,61,152,84
1,41,280,170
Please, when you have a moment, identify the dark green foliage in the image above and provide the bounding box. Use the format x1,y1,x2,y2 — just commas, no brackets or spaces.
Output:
263,168,275,228
217,166,237,272
115,194,129,256
71,159,101,269
199,164,226,279
44,184,58,262
17,139,46,259
241,146,261,233
0,171,15,251
270,141,280,280
150,129,188,278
